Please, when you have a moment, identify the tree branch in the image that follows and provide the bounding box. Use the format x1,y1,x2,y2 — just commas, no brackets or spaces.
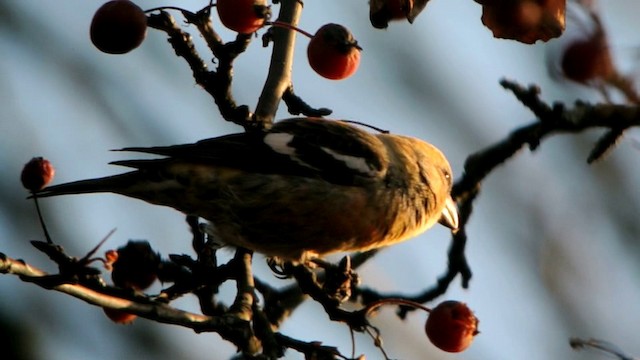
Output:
254,0,304,125
350,80,640,318
147,10,253,129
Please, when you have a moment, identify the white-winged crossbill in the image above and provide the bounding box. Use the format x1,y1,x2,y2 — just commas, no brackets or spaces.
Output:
36,117,458,262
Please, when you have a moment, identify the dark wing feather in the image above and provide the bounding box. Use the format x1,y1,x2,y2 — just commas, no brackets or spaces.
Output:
116,132,262,166
271,119,387,174
112,118,389,185
114,128,320,178
265,118,389,184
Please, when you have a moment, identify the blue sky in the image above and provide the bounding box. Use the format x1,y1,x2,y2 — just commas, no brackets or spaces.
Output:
2,1,640,359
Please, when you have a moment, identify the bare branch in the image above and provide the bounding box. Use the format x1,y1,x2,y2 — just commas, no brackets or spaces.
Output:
146,10,253,128
350,80,640,318
254,0,304,125
282,83,333,117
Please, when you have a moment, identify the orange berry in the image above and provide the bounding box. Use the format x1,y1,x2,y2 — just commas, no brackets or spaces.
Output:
216,0,269,34
103,249,119,271
21,157,55,192
105,249,119,264
90,0,147,54
307,24,361,80
425,300,479,353
103,307,137,324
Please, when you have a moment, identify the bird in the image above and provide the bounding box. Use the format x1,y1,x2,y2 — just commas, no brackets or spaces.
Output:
35,117,458,262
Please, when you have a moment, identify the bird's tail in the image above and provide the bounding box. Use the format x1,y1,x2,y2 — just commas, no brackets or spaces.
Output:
33,172,142,198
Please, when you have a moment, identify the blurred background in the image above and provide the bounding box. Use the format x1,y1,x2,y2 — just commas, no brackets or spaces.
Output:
2,1,640,359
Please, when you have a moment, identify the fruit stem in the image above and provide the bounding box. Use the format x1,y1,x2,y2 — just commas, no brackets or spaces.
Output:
144,5,212,15
32,195,53,244
267,20,314,39
364,298,432,318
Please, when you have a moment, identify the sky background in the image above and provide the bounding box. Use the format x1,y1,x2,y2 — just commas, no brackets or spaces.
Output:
2,1,640,359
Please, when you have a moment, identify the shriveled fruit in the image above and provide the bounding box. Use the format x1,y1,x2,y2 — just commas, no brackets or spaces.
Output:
370,0,410,28
479,0,566,44
370,0,430,29
90,0,147,54
561,36,613,83
111,240,160,291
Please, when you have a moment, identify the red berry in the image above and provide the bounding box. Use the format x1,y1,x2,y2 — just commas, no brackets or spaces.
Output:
217,0,269,34
425,300,479,353
90,0,147,54
307,24,361,80
103,249,119,271
103,307,137,324
105,249,119,264
21,157,55,192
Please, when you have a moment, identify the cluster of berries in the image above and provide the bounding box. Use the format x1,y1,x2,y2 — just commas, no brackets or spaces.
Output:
89,0,361,80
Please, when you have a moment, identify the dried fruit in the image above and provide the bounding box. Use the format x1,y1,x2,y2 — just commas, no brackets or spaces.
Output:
111,240,160,291
425,300,479,352
557,7,613,84
21,157,55,192
370,0,411,28
90,0,147,54
216,0,269,34
561,33,614,83
307,24,361,80
369,0,430,29
478,0,566,44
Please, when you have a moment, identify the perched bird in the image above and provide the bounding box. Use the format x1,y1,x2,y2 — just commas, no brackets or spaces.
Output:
36,117,458,262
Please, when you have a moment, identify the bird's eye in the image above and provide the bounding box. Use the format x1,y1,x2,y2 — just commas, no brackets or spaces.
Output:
443,169,452,184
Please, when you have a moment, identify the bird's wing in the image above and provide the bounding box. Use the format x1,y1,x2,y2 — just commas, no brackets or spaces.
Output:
115,118,390,185
114,132,270,171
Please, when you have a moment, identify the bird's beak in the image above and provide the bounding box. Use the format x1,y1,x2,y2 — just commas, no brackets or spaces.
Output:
438,197,459,230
